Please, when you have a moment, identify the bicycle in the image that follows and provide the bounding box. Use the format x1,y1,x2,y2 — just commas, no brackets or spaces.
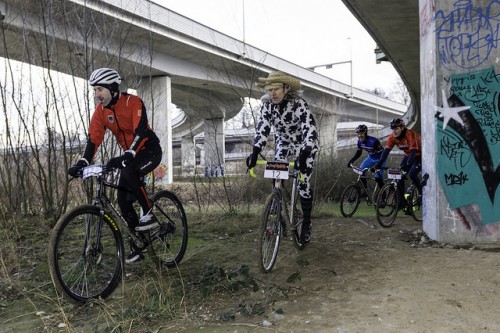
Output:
48,164,188,303
375,167,429,227
249,160,306,273
340,165,384,217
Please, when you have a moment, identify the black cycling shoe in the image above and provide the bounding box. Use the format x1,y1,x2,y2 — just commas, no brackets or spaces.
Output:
125,251,145,264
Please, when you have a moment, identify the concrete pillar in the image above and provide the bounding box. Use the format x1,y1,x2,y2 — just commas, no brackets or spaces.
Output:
420,0,500,242
138,76,173,184
203,117,225,177
181,136,196,175
315,110,337,157
310,96,339,157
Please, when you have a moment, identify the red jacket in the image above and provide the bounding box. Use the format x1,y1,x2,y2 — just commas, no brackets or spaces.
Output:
83,92,158,161
385,128,421,157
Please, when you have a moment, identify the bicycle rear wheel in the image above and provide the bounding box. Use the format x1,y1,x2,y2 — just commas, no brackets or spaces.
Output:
340,184,361,217
148,190,188,268
259,192,282,273
48,205,124,304
376,184,399,227
407,186,423,222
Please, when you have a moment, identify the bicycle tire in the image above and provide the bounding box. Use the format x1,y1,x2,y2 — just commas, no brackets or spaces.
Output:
407,185,423,222
376,184,399,227
48,205,124,304
291,206,306,250
148,190,188,268
259,192,282,273
340,184,361,217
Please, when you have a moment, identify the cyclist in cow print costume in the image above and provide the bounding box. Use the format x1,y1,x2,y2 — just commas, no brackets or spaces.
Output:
246,71,319,245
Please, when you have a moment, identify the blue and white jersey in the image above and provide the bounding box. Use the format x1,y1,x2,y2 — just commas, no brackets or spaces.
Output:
357,135,383,159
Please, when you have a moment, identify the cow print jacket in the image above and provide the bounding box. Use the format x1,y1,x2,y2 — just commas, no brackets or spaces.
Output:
253,97,319,160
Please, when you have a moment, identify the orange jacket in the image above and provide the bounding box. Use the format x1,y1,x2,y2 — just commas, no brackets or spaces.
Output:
385,128,422,157
83,92,158,161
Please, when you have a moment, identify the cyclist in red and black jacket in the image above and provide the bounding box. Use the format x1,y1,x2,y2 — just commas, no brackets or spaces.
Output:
374,118,423,193
68,68,162,263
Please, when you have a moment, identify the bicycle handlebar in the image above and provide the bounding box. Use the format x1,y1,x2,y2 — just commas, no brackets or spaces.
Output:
72,164,115,179
248,160,303,181
248,160,268,178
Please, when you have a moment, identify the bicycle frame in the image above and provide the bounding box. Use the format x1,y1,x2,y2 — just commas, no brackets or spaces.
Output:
375,167,424,227
82,165,147,249
250,160,302,231
340,165,382,217
353,166,380,202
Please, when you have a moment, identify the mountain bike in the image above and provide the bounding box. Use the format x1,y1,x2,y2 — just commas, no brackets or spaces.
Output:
48,164,188,303
375,167,429,227
249,160,306,273
340,165,384,217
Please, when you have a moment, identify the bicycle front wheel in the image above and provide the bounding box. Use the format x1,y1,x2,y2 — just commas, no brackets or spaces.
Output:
407,186,423,222
340,184,361,217
376,184,399,227
148,190,188,268
291,206,306,250
259,192,282,273
48,205,124,304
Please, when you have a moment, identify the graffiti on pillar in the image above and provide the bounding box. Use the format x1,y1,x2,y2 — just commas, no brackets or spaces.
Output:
434,1,500,70
434,67,500,227
145,163,168,183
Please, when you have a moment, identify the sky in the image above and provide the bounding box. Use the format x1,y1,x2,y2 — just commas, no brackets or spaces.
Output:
152,0,401,94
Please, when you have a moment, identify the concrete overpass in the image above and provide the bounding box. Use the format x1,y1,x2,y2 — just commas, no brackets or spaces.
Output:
0,0,406,181
341,0,420,128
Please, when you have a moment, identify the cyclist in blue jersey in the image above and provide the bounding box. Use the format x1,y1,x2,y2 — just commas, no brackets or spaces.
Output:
347,124,386,194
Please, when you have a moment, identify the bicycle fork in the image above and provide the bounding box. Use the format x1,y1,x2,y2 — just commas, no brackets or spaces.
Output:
288,180,299,230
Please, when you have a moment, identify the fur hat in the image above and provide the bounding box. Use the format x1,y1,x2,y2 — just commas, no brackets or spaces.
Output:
257,71,301,91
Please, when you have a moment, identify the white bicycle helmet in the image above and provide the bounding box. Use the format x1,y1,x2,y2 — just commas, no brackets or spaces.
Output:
89,68,122,86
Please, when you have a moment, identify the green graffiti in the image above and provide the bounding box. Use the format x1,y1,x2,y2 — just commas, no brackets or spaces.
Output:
435,67,500,224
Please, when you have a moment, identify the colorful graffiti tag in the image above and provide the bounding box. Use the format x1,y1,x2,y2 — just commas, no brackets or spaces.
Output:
145,162,168,184
434,0,500,70
435,67,500,225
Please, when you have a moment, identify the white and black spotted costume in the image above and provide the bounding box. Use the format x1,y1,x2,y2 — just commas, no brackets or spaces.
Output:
253,97,319,199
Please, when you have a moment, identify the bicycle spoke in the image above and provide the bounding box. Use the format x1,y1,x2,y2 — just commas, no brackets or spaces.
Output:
148,190,188,269
340,185,360,217
48,206,124,303
376,185,399,227
259,193,281,272
408,186,423,221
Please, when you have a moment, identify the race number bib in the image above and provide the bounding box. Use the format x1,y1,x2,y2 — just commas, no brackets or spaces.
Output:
387,168,402,180
264,161,289,180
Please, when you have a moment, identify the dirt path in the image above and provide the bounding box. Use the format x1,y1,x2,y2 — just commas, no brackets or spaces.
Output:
180,216,500,332
3,214,500,332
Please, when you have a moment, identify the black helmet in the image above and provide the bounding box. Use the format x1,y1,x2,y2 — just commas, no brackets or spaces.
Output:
390,118,405,129
355,124,368,134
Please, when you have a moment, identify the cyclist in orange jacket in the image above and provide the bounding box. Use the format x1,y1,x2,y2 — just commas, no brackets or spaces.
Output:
374,118,423,194
68,68,162,263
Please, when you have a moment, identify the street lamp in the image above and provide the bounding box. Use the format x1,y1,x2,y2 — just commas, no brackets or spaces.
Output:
307,60,353,98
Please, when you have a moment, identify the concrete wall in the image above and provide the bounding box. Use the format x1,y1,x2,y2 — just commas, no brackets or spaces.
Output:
420,0,500,242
